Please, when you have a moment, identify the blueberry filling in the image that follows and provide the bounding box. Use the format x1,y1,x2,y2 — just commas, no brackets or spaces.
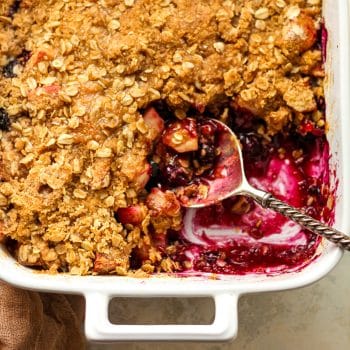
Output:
238,132,271,175
2,50,31,78
8,0,22,17
152,117,219,188
0,108,10,131
2,60,18,78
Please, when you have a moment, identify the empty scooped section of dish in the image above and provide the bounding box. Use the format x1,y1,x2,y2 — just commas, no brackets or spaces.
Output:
146,95,334,276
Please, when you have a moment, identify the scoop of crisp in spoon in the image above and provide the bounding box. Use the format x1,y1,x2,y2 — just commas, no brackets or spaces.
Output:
176,119,350,251
176,121,245,207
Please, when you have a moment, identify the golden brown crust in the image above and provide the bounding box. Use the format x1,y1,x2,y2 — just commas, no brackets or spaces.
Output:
0,0,324,275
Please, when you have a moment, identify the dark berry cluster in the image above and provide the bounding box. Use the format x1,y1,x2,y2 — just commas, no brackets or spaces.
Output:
2,50,31,78
0,108,10,131
8,0,22,17
238,132,271,174
155,118,219,188
2,60,18,78
196,120,217,166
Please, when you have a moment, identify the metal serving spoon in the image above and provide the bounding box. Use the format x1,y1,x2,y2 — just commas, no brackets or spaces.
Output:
180,119,350,251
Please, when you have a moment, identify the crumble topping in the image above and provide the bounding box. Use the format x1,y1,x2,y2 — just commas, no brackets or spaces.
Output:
0,0,325,275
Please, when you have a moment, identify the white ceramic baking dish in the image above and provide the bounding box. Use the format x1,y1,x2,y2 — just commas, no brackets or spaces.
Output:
0,0,349,342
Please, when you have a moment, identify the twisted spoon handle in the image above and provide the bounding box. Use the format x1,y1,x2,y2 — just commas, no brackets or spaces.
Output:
254,192,350,251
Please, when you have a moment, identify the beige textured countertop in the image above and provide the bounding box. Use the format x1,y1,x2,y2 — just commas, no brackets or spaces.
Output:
89,253,350,350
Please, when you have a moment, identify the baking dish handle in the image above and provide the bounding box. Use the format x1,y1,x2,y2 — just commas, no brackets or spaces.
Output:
84,292,239,341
